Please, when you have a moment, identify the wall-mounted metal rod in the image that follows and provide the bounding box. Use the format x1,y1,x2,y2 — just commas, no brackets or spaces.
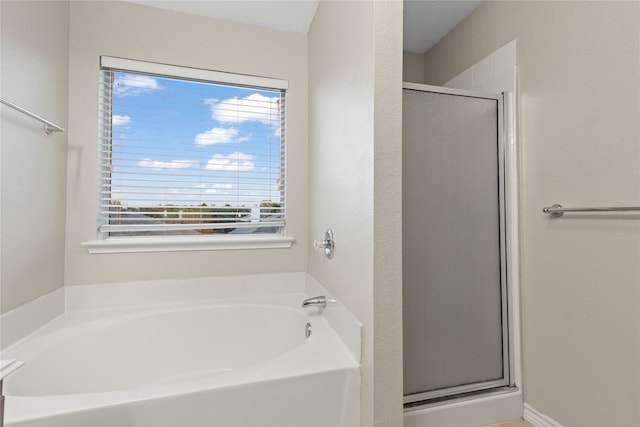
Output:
0,97,65,134
543,204,640,217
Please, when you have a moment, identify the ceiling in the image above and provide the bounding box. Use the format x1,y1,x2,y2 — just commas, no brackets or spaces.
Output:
124,1,320,34
123,0,483,54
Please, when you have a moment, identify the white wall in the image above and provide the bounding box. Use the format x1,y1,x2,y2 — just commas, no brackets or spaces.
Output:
65,1,308,285
0,1,69,314
308,1,403,425
371,3,404,426
443,40,516,94
422,2,640,426
402,50,424,84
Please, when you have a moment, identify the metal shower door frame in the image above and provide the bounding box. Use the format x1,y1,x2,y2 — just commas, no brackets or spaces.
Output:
402,82,514,405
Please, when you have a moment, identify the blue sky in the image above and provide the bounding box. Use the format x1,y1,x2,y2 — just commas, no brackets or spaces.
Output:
108,72,283,208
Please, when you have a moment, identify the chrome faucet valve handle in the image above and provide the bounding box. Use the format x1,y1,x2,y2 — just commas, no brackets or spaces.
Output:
313,229,334,259
313,238,328,250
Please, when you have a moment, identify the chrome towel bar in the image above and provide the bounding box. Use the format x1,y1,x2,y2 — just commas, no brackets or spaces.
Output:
543,204,640,217
0,97,65,134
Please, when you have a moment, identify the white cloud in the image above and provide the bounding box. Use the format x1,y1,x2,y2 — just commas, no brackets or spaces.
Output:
137,159,198,170
205,152,254,172
205,183,235,194
212,183,235,189
112,115,131,126
114,74,161,96
194,127,247,146
206,93,280,126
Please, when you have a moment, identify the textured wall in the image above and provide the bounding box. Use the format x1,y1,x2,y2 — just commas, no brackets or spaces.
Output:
309,2,375,423
372,2,404,425
1,1,69,313
422,2,640,425
308,1,403,425
402,50,424,84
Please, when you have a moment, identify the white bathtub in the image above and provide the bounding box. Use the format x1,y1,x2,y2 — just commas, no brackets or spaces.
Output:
2,274,361,427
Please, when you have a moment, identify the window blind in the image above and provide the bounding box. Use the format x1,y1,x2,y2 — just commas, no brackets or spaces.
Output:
98,58,286,238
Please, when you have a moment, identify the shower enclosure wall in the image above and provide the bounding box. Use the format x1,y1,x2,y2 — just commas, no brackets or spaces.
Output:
402,83,520,422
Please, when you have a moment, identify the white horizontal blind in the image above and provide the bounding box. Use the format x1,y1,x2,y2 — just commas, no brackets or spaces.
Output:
98,58,286,238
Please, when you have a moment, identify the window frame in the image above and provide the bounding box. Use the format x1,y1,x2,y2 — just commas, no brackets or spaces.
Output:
83,57,293,254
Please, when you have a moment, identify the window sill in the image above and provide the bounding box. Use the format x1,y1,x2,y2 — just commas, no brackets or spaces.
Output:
82,235,295,254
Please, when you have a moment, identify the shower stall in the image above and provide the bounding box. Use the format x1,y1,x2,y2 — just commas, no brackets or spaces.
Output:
402,83,521,424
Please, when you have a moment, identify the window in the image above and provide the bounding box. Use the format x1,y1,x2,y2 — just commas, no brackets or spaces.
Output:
97,57,287,243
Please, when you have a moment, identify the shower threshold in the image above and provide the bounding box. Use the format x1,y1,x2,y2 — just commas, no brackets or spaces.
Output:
404,385,519,410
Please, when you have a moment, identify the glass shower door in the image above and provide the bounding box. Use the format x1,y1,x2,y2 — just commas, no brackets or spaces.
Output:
402,84,510,404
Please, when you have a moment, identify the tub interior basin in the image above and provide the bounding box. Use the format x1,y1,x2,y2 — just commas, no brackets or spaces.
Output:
4,305,307,396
